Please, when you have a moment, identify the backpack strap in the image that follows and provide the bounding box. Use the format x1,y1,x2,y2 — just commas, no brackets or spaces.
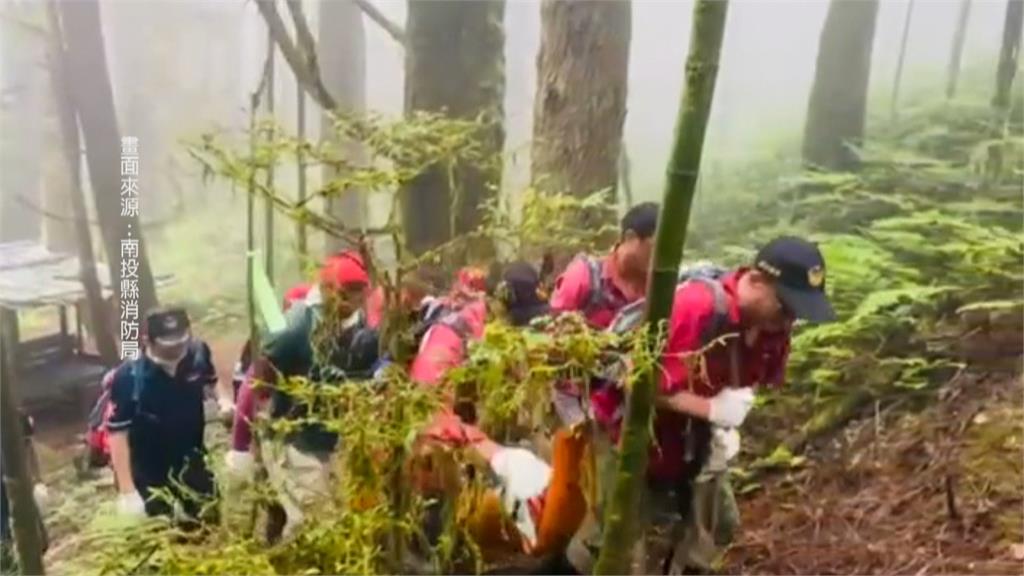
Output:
690,277,730,347
689,277,742,389
582,255,604,312
191,340,208,370
130,357,147,405
438,312,474,357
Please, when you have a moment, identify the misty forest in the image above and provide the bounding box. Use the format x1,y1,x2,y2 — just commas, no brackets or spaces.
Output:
0,0,1021,575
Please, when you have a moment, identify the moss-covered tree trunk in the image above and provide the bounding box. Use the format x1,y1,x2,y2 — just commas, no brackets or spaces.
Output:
320,0,368,255
593,1,728,573
58,0,159,314
802,0,879,171
946,0,972,99
532,0,630,205
993,0,1022,110
402,0,506,259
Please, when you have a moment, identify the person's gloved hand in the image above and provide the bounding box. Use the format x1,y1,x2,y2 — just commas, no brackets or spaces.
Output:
32,483,49,515
708,387,755,428
117,491,147,519
490,447,552,549
706,427,741,472
224,450,255,482
218,397,236,426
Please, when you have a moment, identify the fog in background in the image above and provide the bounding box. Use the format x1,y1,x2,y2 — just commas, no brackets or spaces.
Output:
0,0,1010,299
14,1,1008,190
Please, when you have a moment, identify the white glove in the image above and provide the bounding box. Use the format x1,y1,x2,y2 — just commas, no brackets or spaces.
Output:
117,491,147,518
707,387,755,428
224,450,255,482
490,447,552,548
32,483,49,515
706,427,741,472
218,397,236,420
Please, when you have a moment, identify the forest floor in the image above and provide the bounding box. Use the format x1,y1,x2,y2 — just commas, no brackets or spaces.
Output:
31,325,1021,576
726,327,1023,575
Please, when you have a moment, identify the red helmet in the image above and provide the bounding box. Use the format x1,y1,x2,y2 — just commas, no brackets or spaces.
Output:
283,283,313,310
319,250,370,288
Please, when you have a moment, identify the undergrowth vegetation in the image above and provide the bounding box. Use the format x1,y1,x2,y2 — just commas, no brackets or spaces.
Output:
38,85,1021,575
720,99,1022,483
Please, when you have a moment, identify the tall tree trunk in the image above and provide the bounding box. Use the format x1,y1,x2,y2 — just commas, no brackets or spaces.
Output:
402,0,506,258
594,1,728,573
57,0,159,315
802,0,879,171
532,0,630,204
0,310,46,575
890,0,915,122
0,3,43,242
946,0,971,99
46,0,119,366
320,0,367,255
993,0,1023,110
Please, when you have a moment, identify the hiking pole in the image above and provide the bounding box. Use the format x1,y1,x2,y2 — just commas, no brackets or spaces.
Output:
0,309,46,575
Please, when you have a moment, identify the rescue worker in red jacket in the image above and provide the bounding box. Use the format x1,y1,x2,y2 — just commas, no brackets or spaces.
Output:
410,262,566,560
549,202,659,329
565,236,837,574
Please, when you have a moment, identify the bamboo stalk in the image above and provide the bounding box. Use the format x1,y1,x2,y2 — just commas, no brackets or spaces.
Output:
593,1,729,573
264,28,276,283
247,93,259,354
296,77,308,267
0,309,46,575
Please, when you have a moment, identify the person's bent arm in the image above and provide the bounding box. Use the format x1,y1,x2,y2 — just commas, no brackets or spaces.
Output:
109,432,136,494
107,371,138,494
660,386,755,429
655,390,711,420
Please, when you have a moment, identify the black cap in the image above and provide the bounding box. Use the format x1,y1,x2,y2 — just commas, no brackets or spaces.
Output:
497,261,549,326
144,306,192,344
621,202,660,239
753,236,836,324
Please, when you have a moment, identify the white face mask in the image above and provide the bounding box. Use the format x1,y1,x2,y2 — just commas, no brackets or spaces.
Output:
147,337,190,375
147,350,182,375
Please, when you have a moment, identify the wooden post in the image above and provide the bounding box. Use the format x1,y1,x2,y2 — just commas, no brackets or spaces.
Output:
0,308,46,575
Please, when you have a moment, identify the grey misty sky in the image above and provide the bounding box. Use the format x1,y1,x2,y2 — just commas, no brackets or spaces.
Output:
98,0,1008,200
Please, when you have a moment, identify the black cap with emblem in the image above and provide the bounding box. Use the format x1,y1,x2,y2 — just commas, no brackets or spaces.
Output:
144,306,192,345
753,236,836,324
493,261,550,327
